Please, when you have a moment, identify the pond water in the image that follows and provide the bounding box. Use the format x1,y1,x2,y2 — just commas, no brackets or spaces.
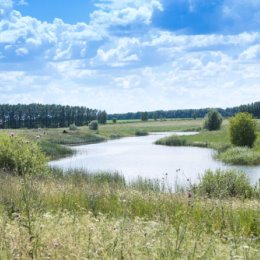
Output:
49,132,260,187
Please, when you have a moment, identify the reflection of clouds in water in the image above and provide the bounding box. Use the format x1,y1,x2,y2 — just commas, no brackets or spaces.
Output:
49,132,260,186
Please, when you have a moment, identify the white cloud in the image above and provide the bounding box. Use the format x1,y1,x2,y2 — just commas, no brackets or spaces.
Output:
90,0,163,27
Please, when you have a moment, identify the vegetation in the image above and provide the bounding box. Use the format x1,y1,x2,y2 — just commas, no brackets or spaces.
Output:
229,112,257,148
97,110,107,124
141,111,148,121
108,101,260,120
193,169,254,198
203,109,223,131
0,133,46,175
135,129,149,136
0,103,101,128
89,120,99,130
216,147,260,165
0,168,259,259
156,120,260,165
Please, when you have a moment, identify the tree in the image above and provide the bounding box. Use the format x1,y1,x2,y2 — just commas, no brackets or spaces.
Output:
204,109,222,131
141,112,148,121
229,112,257,148
153,112,158,121
97,110,107,124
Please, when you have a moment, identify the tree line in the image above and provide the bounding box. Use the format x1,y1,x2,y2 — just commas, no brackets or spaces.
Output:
0,104,107,129
108,101,260,121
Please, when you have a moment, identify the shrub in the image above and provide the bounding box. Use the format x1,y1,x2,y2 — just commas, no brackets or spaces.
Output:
195,169,253,198
69,123,77,131
89,120,98,130
216,146,260,165
229,112,257,148
112,118,117,123
0,134,47,176
135,129,148,136
204,109,222,131
155,136,187,146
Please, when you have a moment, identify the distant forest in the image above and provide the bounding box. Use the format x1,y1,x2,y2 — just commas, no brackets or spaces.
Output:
0,104,106,129
108,101,260,121
0,102,259,129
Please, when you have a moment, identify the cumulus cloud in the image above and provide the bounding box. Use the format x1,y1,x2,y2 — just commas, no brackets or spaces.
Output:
90,0,163,28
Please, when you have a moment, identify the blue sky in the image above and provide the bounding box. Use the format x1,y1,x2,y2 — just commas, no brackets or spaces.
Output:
0,0,260,113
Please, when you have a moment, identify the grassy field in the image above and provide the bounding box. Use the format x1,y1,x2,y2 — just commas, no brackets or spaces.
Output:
156,120,260,165
0,169,259,260
1,119,202,160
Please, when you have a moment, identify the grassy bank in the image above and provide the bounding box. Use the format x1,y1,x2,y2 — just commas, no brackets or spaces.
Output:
156,121,260,165
0,169,259,259
2,119,202,160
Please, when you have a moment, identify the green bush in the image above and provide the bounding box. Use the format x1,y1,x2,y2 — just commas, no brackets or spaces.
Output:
216,146,260,165
69,123,77,131
0,134,47,176
229,112,257,148
135,129,148,136
89,120,99,130
155,136,187,146
204,109,222,131
195,169,253,198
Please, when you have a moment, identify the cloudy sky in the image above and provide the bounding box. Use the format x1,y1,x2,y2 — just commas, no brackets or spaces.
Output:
0,0,260,113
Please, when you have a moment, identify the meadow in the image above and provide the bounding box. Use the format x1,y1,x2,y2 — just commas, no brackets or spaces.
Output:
0,169,259,260
0,119,260,259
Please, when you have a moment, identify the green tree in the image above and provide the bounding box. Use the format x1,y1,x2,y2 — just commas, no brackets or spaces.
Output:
141,112,148,121
97,110,107,124
204,109,223,131
229,112,257,148
153,112,158,121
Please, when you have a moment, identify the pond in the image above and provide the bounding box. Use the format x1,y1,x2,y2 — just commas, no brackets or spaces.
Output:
49,132,260,187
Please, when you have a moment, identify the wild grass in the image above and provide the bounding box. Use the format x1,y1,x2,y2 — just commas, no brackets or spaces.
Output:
135,129,149,136
0,168,259,259
39,140,74,160
216,146,260,165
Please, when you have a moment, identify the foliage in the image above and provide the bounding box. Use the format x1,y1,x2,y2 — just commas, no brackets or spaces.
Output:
216,146,260,165
229,112,257,147
69,123,77,130
97,110,107,124
155,136,187,146
194,169,253,198
112,118,117,123
39,140,73,160
0,134,47,176
204,109,223,131
89,120,99,130
135,129,148,136
153,112,158,121
0,103,100,128
141,111,148,121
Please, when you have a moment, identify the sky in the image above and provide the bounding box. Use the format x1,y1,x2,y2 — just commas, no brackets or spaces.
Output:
0,0,260,113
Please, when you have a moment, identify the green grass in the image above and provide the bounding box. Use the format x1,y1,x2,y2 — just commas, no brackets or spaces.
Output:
216,146,260,165
0,169,259,259
156,121,260,165
39,140,74,160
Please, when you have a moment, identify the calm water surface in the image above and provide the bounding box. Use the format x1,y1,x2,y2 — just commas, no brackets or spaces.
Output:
49,132,260,186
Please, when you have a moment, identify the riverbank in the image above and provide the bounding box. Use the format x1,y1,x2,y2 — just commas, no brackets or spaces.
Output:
2,119,202,160
0,169,259,259
156,122,260,166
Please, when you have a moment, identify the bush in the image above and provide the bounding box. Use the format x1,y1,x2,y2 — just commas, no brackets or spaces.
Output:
204,109,222,131
155,136,187,146
229,112,257,148
135,129,148,136
89,120,98,130
195,169,253,198
216,147,260,165
0,134,47,176
69,123,77,131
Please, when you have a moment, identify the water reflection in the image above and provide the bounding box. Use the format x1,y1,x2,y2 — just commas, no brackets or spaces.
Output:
49,132,260,186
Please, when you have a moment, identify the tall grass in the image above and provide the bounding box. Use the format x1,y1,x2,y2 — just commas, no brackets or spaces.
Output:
0,168,259,259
